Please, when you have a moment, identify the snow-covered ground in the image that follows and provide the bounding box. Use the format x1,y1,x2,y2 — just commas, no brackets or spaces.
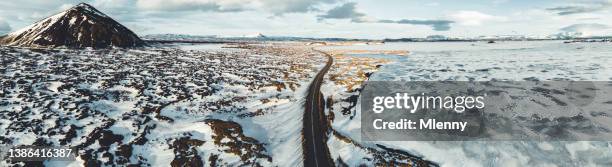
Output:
0,44,326,166
321,41,612,166
320,53,434,166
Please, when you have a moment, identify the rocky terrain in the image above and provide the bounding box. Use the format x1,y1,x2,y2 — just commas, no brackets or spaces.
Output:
0,3,144,48
0,44,326,166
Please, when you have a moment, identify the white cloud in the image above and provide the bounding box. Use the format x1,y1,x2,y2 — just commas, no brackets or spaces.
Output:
135,0,248,12
134,0,336,14
448,11,506,26
560,23,610,36
424,2,440,7
492,0,509,5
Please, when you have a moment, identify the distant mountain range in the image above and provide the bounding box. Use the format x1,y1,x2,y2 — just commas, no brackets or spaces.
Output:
0,3,144,48
141,33,378,43
142,33,612,44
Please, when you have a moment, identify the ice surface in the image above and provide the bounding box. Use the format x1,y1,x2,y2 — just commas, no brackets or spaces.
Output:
322,41,612,166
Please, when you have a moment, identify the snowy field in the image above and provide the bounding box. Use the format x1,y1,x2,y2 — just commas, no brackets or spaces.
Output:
320,52,433,166
0,44,326,166
321,41,612,166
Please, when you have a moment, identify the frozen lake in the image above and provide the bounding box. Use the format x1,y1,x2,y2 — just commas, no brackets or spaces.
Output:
323,41,612,166
325,41,612,81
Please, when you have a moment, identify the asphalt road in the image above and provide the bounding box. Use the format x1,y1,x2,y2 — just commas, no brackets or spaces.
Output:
303,48,334,167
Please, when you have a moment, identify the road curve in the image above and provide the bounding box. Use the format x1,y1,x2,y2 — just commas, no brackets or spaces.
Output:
303,48,334,167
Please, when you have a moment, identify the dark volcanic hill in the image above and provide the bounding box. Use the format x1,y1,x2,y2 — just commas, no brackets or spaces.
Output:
0,3,144,48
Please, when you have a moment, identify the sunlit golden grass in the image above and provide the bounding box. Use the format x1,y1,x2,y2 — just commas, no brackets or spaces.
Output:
328,49,409,56
328,54,390,91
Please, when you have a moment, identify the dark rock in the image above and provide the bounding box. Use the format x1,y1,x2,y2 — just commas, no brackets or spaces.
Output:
0,3,144,48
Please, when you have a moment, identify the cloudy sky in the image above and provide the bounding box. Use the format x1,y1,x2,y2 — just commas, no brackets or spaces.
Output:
1,0,612,38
